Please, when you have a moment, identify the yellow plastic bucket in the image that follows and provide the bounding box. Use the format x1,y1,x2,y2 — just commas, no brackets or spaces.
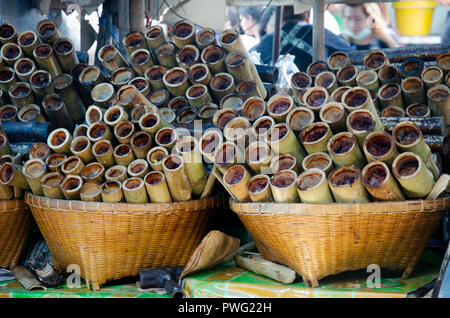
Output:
393,1,437,36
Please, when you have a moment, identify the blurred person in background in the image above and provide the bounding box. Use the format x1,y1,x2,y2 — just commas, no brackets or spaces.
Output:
224,6,240,31
239,6,265,50
438,0,450,43
308,5,342,35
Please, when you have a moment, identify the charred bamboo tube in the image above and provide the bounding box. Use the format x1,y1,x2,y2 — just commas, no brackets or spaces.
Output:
127,159,149,179
1,43,24,66
30,70,53,104
14,58,36,82
223,116,251,146
162,67,190,97
163,154,192,201
319,102,346,133
363,131,398,166
199,128,223,163
144,171,172,203
270,153,299,174
188,63,211,86
186,84,211,109
79,65,106,93
0,162,30,190
130,49,154,76
315,71,338,94
213,141,244,174
302,152,334,175
29,142,51,161
70,136,95,163
71,63,93,106
22,158,47,196
111,67,135,89
81,162,105,184
42,93,74,131
347,109,383,148
147,146,169,172
251,116,275,141
129,77,151,97
209,72,235,102
236,80,259,100
405,103,430,118
87,121,112,143
222,164,251,202
122,31,148,56
85,105,105,126
427,84,449,123
286,107,314,135
195,27,217,50
328,165,369,203
61,155,85,175
380,116,446,135
148,88,170,108
392,121,440,180
0,67,17,94
105,165,128,183
145,25,166,50
54,74,86,124
327,132,365,169
246,174,273,202
356,70,379,92
302,87,329,114
300,122,333,154
40,172,64,199
156,42,177,68
306,61,328,81
100,180,123,203
74,124,89,138
154,128,176,151
336,65,358,87
392,152,434,198
421,66,444,89
363,50,389,71
242,96,266,122
113,144,135,166
270,169,299,203
0,23,18,45
296,168,334,204
267,94,294,123
401,77,426,106
220,93,244,113
33,44,62,78
266,123,307,165
245,141,273,174
175,135,207,196
139,112,161,135
37,20,60,44
92,140,115,168
104,105,128,128
45,153,66,173
53,37,79,73
8,82,35,108
114,121,135,144
0,105,18,122
131,131,153,159
47,128,72,154
212,107,238,130
0,133,9,156
362,161,405,201
176,45,200,70
327,51,350,73
60,174,83,200
80,182,102,202
290,72,312,98
198,103,218,124
172,20,195,48
97,45,128,74
400,57,424,78
342,86,379,117
381,106,406,117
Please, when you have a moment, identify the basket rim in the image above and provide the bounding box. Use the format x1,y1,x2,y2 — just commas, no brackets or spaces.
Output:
0,199,26,214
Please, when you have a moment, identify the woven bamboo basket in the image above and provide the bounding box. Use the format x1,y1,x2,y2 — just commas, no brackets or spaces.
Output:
0,200,34,269
230,196,450,287
25,192,223,290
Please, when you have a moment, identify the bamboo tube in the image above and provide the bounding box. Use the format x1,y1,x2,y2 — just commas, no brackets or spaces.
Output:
91,83,116,109
42,93,74,131
162,67,190,97
61,155,85,176
363,50,389,71
200,45,225,75
195,27,217,50
285,108,314,135
128,104,150,124
401,77,426,106
0,67,16,93
213,106,238,129
236,80,259,100
8,82,35,108
251,116,275,142
111,67,135,89
378,65,400,90
437,52,450,76
209,72,235,102
146,146,168,172
0,105,18,122
445,72,450,88
161,107,177,125
85,105,105,126
87,121,112,144
129,49,154,76
74,124,89,138
363,131,398,166
33,44,62,78
0,133,9,156
427,84,449,123
70,136,94,163
392,152,434,198
392,121,440,180
103,105,128,128
0,162,30,190
245,141,272,174
0,91,6,107
53,37,79,73
30,142,51,161
188,63,211,86
342,86,379,117
176,106,198,124
100,180,123,203
114,120,135,144
113,144,135,167
0,23,18,44
328,165,370,203
356,70,379,92
53,74,86,124
327,51,350,73
81,162,105,184
176,45,200,70
400,57,424,78
175,135,207,196
92,140,115,168
362,161,405,201
296,168,334,204
97,45,128,74
71,63,93,106
172,20,195,48
220,93,244,113
167,96,188,113
47,128,72,154
155,42,177,68
198,103,218,124
131,131,153,159
336,65,358,87
266,94,294,123
266,123,307,165
346,109,383,148
1,43,23,66
421,66,444,89
327,132,365,169
41,172,64,199
319,102,346,133
290,72,312,98
163,154,192,201
242,96,265,122
45,153,66,173
224,49,254,83
14,58,36,82
122,31,148,56
222,164,250,202
269,169,299,203
315,71,338,94
22,158,47,196
154,128,176,151
129,77,151,97
127,159,149,179
223,116,251,146
138,112,160,135
79,65,106,93
270,153,299,174
306,61,328,81
406,103,430,118
214,141,244,174
80,182,102,202
30,70,53,104
300,122,333,154
199,128,223,163
37,20,61,44
60,175,83,200
145,25,167,50
381,106,406,117
302,86,329,114
378,83,404,109
302,152,334,175
105,165,128,183
0,179,13,199
144,171,172,203
186,84,211,109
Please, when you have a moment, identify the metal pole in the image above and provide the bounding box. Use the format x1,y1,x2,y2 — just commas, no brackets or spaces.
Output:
312,0,325,62
271,6,282,66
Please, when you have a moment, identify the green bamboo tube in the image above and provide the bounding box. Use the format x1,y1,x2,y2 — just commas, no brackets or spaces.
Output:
105,165,128,183
315,71,338,94
156,42,177,68
147,146,169,172
265,123,307,166
131,131,153,159
47,128,72,154
61,155,85,176
60,174,83,200
405,103,430,118
30,70,53,104
79,65,106,93
267,94,294,123
148,88,170,108
87,121,113,144
363,131,398,167
363,49,389,71
154,128,176,152
327,51,350,73
22,158,47,196
302,152,334,175
74,124,89,138
342,88,379,121
188,63,212,86
91,83,116,109
296,168,334,204
138,112,161,135
103,105,128,128
421,66,444,89
302,87,329,114
327,132,365,169
319,102,347,134
222,164,250,202
377,83,404,109
223,116,251,146
81,162,105,184
112,144,134,172
145,25,167,50
336,65,358,87
0,67,16,93
122,31,148,56
186,84,211,109
8,82,35,108
220,93,244,113
223,50,253,84
29,142,51,161
33,44,62,78
270,169,300,203
198,103,218,124
356,70,379,91
213,141,244,174
381,106,406,117
0,162,30,190
70,136,95,163
246,174,273,202
270,153,299,174
1,43,24,66
37,20,61,44
100,180,123,203
176,45,200,70
285,107,314,135
127,159,149,179
163,154,192,202
209,72,236,103
0,133,9,156
195,27,217,50
162,67,190,97
0,105,18,122
300,122,333,154
129,77,151,98
401,76,426,106
45,153,66,173
199,128,223,164
328,165,370,203
392,121,440,180
114,120,135,144
175,135,207,196
392,152,434,198
242,96,266,122
172,20,195,48
43,93,75,131
40,172,64,199
54,74,86,124
14,58,36,82
437,52,450,76
362,161,405,201
97,45,128,74
85,105,105,126
53,37,79,73
130,49,154,76
245,141,273,174
427,84,449,123
346,109,383,148
0,23,18,45
80,182,102,202
144,171,172,203
111,67,135,90
92,140,115,168
290,72,312,99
